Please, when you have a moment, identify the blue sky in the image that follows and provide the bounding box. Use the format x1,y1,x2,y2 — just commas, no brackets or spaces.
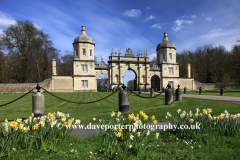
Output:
0,0,240,86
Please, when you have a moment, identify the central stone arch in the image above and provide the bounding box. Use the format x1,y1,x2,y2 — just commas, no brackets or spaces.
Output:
107,48,151,91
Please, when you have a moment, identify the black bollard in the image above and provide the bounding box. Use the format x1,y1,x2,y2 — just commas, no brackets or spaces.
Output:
184,87,186,94
165,83,173,105
199,86,202,95
32,84,45,117
220,87,224,96
119,84,129,113
176,84,182,101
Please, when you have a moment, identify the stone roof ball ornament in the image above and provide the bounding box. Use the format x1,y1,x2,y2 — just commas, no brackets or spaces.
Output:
73,26,94,44
156,32,176,51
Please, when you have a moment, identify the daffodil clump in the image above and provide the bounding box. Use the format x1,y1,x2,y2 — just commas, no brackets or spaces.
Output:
96,111,157,159
0,111,80,157
168,108,240,138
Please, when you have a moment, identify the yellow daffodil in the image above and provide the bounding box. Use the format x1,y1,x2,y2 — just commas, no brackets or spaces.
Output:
153,120,157,124
156,132,159,139
208,109,212,113
189,119,194,123
117,132,122,138
113,127,118,132
203,109,207,112
219,114,224,119
140,111,143,116
180,114,185,118
144,115,148,120
119,128,123,132
157,144,160,147
147,131,150,136
151,115,155,120
53,112,56,115
31,113,34,117
136,114,139,117
68,121,72,126
48,112,51,117
129,115,135,121
10,121,18,128
132,129,136,133
233,115,237,120
18,123,24,130
33,124,39,130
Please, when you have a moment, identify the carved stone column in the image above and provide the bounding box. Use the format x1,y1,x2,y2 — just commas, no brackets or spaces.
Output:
111,65,114,88
119,66,122,84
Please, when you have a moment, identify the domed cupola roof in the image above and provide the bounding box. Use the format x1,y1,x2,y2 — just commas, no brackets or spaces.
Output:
156,32,176,51
73,26,95,45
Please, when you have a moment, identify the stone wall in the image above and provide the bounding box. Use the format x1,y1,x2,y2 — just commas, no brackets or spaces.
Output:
194,81,240,90
0,79,52,93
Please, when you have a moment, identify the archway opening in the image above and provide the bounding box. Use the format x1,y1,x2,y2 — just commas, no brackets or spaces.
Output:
124,69,137,91
151,75,160,91
97,74,108,92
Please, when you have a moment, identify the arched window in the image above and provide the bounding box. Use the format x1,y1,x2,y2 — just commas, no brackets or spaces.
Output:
76,49,78,57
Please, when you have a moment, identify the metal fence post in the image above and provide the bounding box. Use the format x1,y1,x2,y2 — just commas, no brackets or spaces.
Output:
32,84,45,117
220,87,224,96
151,88,154,97
199,86,202,95
138,87,142,96
176,84,182,101
165,83,173,105
119,84,129,113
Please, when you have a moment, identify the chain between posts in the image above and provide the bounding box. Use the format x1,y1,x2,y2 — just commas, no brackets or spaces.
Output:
126,86,168,99
41,87,119,104
0,87,36,107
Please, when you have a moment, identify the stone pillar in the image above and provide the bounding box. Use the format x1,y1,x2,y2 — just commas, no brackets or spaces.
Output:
165,83,173,105
119,66,121,85
111,65,114,89
176,84,182,101
146,67,149,88
52,59,57,75
187,63,191,78
138,87,142,96
119,85,129,113
32,84,45,117
150,88,154,97
138,66,141,84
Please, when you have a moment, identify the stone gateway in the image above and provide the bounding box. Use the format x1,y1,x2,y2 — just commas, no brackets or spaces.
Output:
51,26,195,92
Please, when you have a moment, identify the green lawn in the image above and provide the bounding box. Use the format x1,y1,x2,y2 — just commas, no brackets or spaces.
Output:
1,92,240,159
182,89,240,97
0,92,239,124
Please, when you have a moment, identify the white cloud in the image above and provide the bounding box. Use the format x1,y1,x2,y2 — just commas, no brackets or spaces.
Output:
151,24,161,29
0,12,16,27
206,17,212,21
148,53,156,61
33,23,42,29
191,15,197,18
146,15,155,21
122,9,142,17
172,19,194,31
146,6,151,10
199,29,228,39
